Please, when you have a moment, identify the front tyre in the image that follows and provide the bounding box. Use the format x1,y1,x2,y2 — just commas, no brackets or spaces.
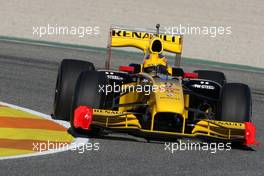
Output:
218,83,252,122
53,59,95,121
70,71,108,136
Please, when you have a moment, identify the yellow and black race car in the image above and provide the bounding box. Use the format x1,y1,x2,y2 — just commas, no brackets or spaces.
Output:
53,24,257,146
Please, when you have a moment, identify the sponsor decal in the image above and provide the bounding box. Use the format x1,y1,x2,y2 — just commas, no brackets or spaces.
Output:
105,72,123,80
94,109,125,115
212,121,243,127
192,81,215,90
164,82,176,91
112,30,179,43
167,93,174,97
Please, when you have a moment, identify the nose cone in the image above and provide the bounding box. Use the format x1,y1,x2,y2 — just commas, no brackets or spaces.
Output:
153,82,184,114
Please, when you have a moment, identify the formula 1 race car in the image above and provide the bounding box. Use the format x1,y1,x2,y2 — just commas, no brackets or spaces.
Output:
53,24,257,146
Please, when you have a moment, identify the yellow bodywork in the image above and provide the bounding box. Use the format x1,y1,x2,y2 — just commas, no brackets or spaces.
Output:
92,108,245,140
95,26,246,141
91,79,245,141
110,29,182,54
106,26,182,70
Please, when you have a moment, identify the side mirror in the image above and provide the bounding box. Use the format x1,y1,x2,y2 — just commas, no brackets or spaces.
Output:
119,65,134,73
184,72,198,79
172,67,184,77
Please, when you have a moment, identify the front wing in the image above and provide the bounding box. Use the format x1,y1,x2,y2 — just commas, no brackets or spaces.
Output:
73,108,257,146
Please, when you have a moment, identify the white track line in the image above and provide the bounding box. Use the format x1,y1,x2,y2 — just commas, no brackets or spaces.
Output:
0,101,89,160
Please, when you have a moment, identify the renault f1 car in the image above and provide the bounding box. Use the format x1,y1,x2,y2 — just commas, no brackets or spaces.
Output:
53,24,257,146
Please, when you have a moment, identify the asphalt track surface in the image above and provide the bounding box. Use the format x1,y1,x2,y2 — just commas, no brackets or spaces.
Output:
0,40,263,176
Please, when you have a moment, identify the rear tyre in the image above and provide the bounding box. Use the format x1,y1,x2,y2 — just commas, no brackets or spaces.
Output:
194,70,226,86
218,83,252,122
70,71,108,136
129,63,141,73
53,59,95,121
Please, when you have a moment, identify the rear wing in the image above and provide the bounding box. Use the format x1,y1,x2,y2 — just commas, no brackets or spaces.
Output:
106,25,183,69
